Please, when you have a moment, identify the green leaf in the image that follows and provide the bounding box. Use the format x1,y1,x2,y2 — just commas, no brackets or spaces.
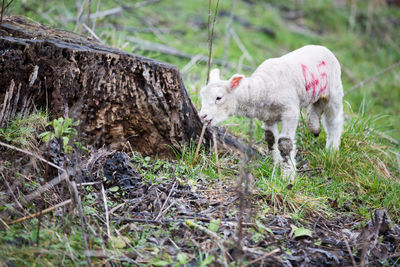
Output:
294,227,313,238
200,255,214,267
109,186,119,192
256,220,274,235
109,236,127,249
177,252,187,264
152,260,169,266
208,219,220,233
62,136,69,147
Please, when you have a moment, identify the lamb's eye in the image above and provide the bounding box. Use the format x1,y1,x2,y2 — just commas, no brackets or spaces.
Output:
216,96,222,101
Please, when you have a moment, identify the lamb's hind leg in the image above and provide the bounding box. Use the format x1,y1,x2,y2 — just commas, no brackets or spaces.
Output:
307,98,327,137
322,93,344,150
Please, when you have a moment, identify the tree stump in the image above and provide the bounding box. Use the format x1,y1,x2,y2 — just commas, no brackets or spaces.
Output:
0,16,250,157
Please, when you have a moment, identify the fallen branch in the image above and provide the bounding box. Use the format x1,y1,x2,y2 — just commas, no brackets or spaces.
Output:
345,61,400,96
22,171,68,205
244,248,280,266
0,141,64,171
126,36,254,71
186,219,229,267
101,184,111,238
9,199,72,225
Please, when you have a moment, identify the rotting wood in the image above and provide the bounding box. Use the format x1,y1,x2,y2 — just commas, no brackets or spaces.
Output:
0,15,253,157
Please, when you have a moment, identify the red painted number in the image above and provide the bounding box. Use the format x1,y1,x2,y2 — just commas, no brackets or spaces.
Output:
301,61,328,101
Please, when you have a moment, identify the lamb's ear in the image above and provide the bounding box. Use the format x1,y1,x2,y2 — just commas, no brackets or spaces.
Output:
209,69,220,83
228,74,244,92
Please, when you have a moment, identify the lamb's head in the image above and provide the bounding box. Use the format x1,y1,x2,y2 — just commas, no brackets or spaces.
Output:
199,69,244,126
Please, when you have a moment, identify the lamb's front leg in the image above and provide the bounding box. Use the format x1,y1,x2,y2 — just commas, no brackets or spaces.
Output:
262,122,279,162
278,111,299,181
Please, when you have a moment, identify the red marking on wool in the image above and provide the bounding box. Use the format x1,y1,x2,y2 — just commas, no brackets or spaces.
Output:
317,61,328,93
301,64,319,100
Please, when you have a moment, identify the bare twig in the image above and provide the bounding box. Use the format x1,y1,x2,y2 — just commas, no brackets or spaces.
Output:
0,141,64,171
342,232,357,267
206,0,220,84
244,248,280,266
345,61,400,96
0,79,15,127
87,0,92,29
155,181,177,221
22,171,68,204
369,127,399,145
0,217,10,229
91,0,100,31
74,0,88,32
1,171,24,211
0,0,5,28
212,132,222,181
236,118,254,253
186,220,229,267
9,199,72,225
101,184,111,238
222,0,236,67
230,27,254,64
0,0,13,28
192,123,208,165
126,36,253,71
82,23,103,43
70,181,92,266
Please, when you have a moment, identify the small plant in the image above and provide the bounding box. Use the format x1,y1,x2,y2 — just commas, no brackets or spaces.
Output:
0,111,48,149
38,117,81,153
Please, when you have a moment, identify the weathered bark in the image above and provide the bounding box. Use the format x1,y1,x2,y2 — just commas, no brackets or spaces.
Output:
0,16,250,157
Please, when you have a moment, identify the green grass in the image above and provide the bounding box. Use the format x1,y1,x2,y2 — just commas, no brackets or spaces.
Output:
0,110,48,149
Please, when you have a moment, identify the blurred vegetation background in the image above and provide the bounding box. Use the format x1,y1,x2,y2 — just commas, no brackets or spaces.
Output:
8,0,400,139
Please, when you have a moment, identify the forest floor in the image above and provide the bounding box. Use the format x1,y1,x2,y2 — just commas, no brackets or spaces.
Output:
1,121,399,266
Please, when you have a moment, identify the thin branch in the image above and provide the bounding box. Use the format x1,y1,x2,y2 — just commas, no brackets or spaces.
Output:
0,0,5,28
230,27,254,64
22,171,68,205
342,232,357,267
222,0,236,68
244,248,280,266
213,132,222,181
91,0,100,31
0,141,64,171
186,220,229,267
87,0,92,28
74,0,88,32
126,36,253,71
82,23,103,43
101,184,111,238
70,181,92,266
155,181,177,221
9,199,72,224
206,0,220,84
345,61,400,96
192,123,207,165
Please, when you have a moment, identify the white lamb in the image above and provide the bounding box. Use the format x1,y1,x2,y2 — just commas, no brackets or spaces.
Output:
199,45,344,180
